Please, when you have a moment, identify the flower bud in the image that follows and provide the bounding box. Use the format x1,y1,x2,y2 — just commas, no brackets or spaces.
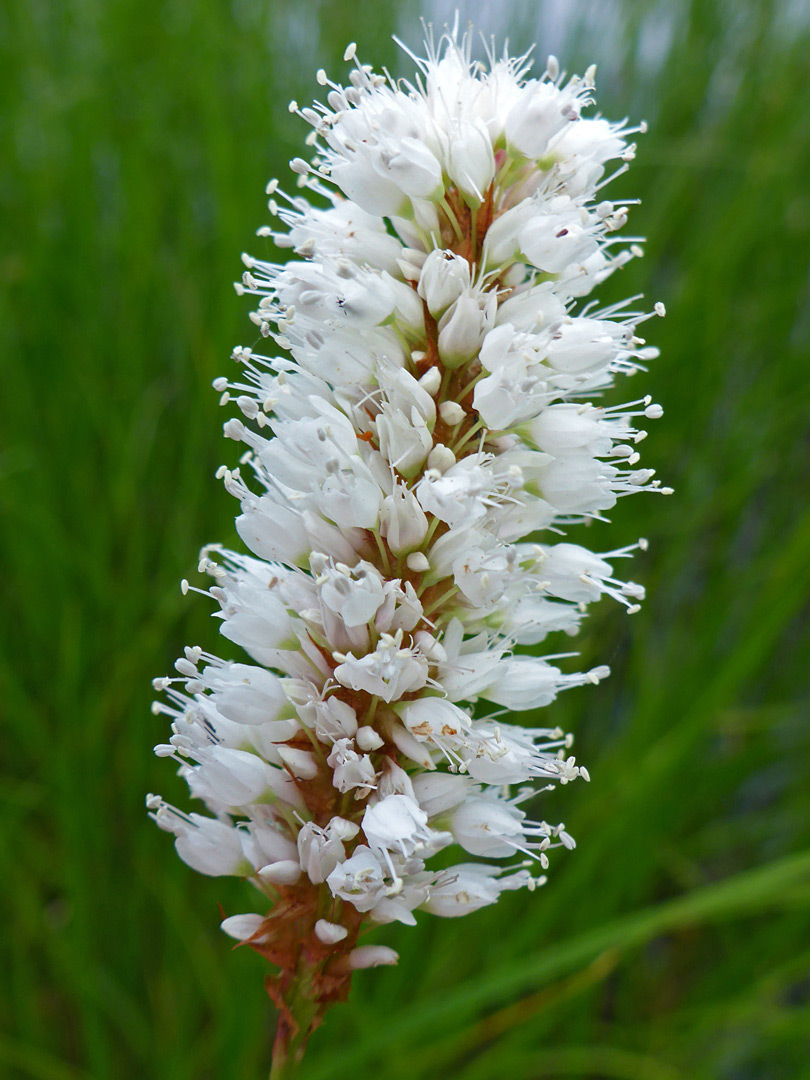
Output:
379,485,429,554
257,860,302,885
417,249,471,318
346,945,399,969
377,406,433,478
446,120,495,201
315,919,349,944
277,745,319,780
438,295,488,368
220,914,267,941
385,137,444,199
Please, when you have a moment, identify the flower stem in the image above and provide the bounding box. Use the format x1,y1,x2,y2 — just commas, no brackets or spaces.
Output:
269,980,320,1080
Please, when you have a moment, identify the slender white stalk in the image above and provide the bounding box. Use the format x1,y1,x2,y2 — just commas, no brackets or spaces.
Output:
148,22,666,1061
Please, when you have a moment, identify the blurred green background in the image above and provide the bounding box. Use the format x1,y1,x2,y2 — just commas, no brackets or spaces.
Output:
2,0,810,1077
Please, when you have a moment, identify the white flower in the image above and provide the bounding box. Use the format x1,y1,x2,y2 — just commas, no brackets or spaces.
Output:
362,794,433,859
519,196,599,273
326,845,387,911
195,662,292,727
504,79,585,158
423,863,533,918
327,738,377,793
411,772,470,816
449,797,527,858
298,818,358,884
151,23,664,1024
187,746,283,809
151,803,250,877
334,633,429,701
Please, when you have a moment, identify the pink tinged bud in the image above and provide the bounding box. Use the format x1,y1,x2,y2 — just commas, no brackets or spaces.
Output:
258,860,302,886
446,120,495,201
417,249,471,318
347,945,399,969
220,914,267,941
315,919,349,944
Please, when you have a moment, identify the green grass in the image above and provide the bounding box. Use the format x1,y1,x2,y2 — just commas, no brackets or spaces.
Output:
2,1,809,1077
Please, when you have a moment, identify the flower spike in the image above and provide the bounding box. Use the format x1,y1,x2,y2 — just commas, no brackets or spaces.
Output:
149,22,665,1072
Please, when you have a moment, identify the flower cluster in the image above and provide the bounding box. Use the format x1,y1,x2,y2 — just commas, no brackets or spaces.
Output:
148,26,665,1044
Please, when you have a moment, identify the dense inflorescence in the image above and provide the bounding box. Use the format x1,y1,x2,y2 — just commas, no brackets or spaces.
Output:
148,25,665,1052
